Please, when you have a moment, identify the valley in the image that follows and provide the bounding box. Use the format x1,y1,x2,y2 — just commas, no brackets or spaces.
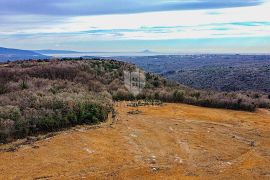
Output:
114,55,270,92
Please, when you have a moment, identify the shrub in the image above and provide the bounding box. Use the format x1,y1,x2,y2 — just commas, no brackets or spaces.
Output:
0,106,21,121
173,90,185,102
154,92,160,99
19,80,29,90
36,115,58,132
0,132,8,143
191,92,200,99
14,121,29,139
152,80,160,88
0,84,7,95
253,94,260,99
113,89,135,101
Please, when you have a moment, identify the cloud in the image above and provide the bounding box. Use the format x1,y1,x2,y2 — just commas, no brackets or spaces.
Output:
2,20,270,42
0,0,269,52
229,21,270,26
0,0,265,16
205,11,223,15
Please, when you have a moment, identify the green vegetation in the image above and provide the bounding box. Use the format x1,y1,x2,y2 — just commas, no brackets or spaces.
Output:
132,72,266,111
0,60,116,143
19,80,29,90
0,58,269,143
0,84,7,95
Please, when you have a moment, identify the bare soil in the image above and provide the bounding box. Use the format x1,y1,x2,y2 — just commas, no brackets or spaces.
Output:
1,102,270,179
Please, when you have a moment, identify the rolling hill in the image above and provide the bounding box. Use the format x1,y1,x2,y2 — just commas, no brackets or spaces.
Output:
0,47,48,61
0,58,270,179
1,58,270,143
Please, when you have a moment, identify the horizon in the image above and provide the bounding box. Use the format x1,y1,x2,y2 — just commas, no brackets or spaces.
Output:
2,46,270,56
1,0,270,53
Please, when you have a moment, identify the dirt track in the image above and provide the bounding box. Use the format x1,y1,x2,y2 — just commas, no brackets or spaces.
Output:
1,102,270,179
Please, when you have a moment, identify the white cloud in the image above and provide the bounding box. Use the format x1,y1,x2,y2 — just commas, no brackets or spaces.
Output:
0,1,269,41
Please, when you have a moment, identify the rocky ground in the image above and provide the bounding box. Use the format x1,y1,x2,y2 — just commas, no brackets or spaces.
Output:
0,102,270,179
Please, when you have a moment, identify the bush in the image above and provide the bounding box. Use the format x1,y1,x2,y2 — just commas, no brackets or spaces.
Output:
0,84,8,95
19,80,29,90
14,121,29,139
0,106,21,121
191,92,200,99
113,89,135,101
253,94,260,99
152,80,160,88
173,90,185,102
0,132,8,143
0,81,111,143
32,100,110,133
0,100,110,142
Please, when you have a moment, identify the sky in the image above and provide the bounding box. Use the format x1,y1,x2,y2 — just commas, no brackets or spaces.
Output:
0,0,270,53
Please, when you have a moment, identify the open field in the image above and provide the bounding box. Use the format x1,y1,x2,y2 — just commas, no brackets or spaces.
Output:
1,102,270,179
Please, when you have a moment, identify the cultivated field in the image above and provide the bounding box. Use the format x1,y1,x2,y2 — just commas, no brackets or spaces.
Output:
0,102,270,179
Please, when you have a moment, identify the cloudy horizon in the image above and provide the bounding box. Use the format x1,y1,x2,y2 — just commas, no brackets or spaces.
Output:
1,0,270,53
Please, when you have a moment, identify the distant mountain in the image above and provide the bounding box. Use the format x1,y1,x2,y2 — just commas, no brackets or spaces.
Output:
0,47,48,62
35,49,83,54
140,50,155,54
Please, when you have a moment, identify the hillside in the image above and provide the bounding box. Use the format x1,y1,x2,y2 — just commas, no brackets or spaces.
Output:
1,102,270,179
114,55,270,92
0,47,48,61
0,59,270,143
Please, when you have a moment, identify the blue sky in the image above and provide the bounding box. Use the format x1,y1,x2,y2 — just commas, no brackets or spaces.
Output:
0,0,270,53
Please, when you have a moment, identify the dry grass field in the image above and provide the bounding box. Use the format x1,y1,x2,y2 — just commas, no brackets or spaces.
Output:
0,102,270,179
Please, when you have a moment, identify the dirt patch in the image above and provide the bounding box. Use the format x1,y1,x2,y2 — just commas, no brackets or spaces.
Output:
0,102,270,179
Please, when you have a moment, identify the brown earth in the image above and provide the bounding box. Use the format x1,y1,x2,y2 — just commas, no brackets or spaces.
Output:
0,102,270,179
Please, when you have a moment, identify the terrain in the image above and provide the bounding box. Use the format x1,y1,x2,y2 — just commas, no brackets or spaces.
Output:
0,47,48,61
114,54,270,92
1,59,270,143
1,102,270,179
0,58,270,179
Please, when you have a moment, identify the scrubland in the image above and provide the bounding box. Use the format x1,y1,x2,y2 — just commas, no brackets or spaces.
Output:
0,59,269,143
